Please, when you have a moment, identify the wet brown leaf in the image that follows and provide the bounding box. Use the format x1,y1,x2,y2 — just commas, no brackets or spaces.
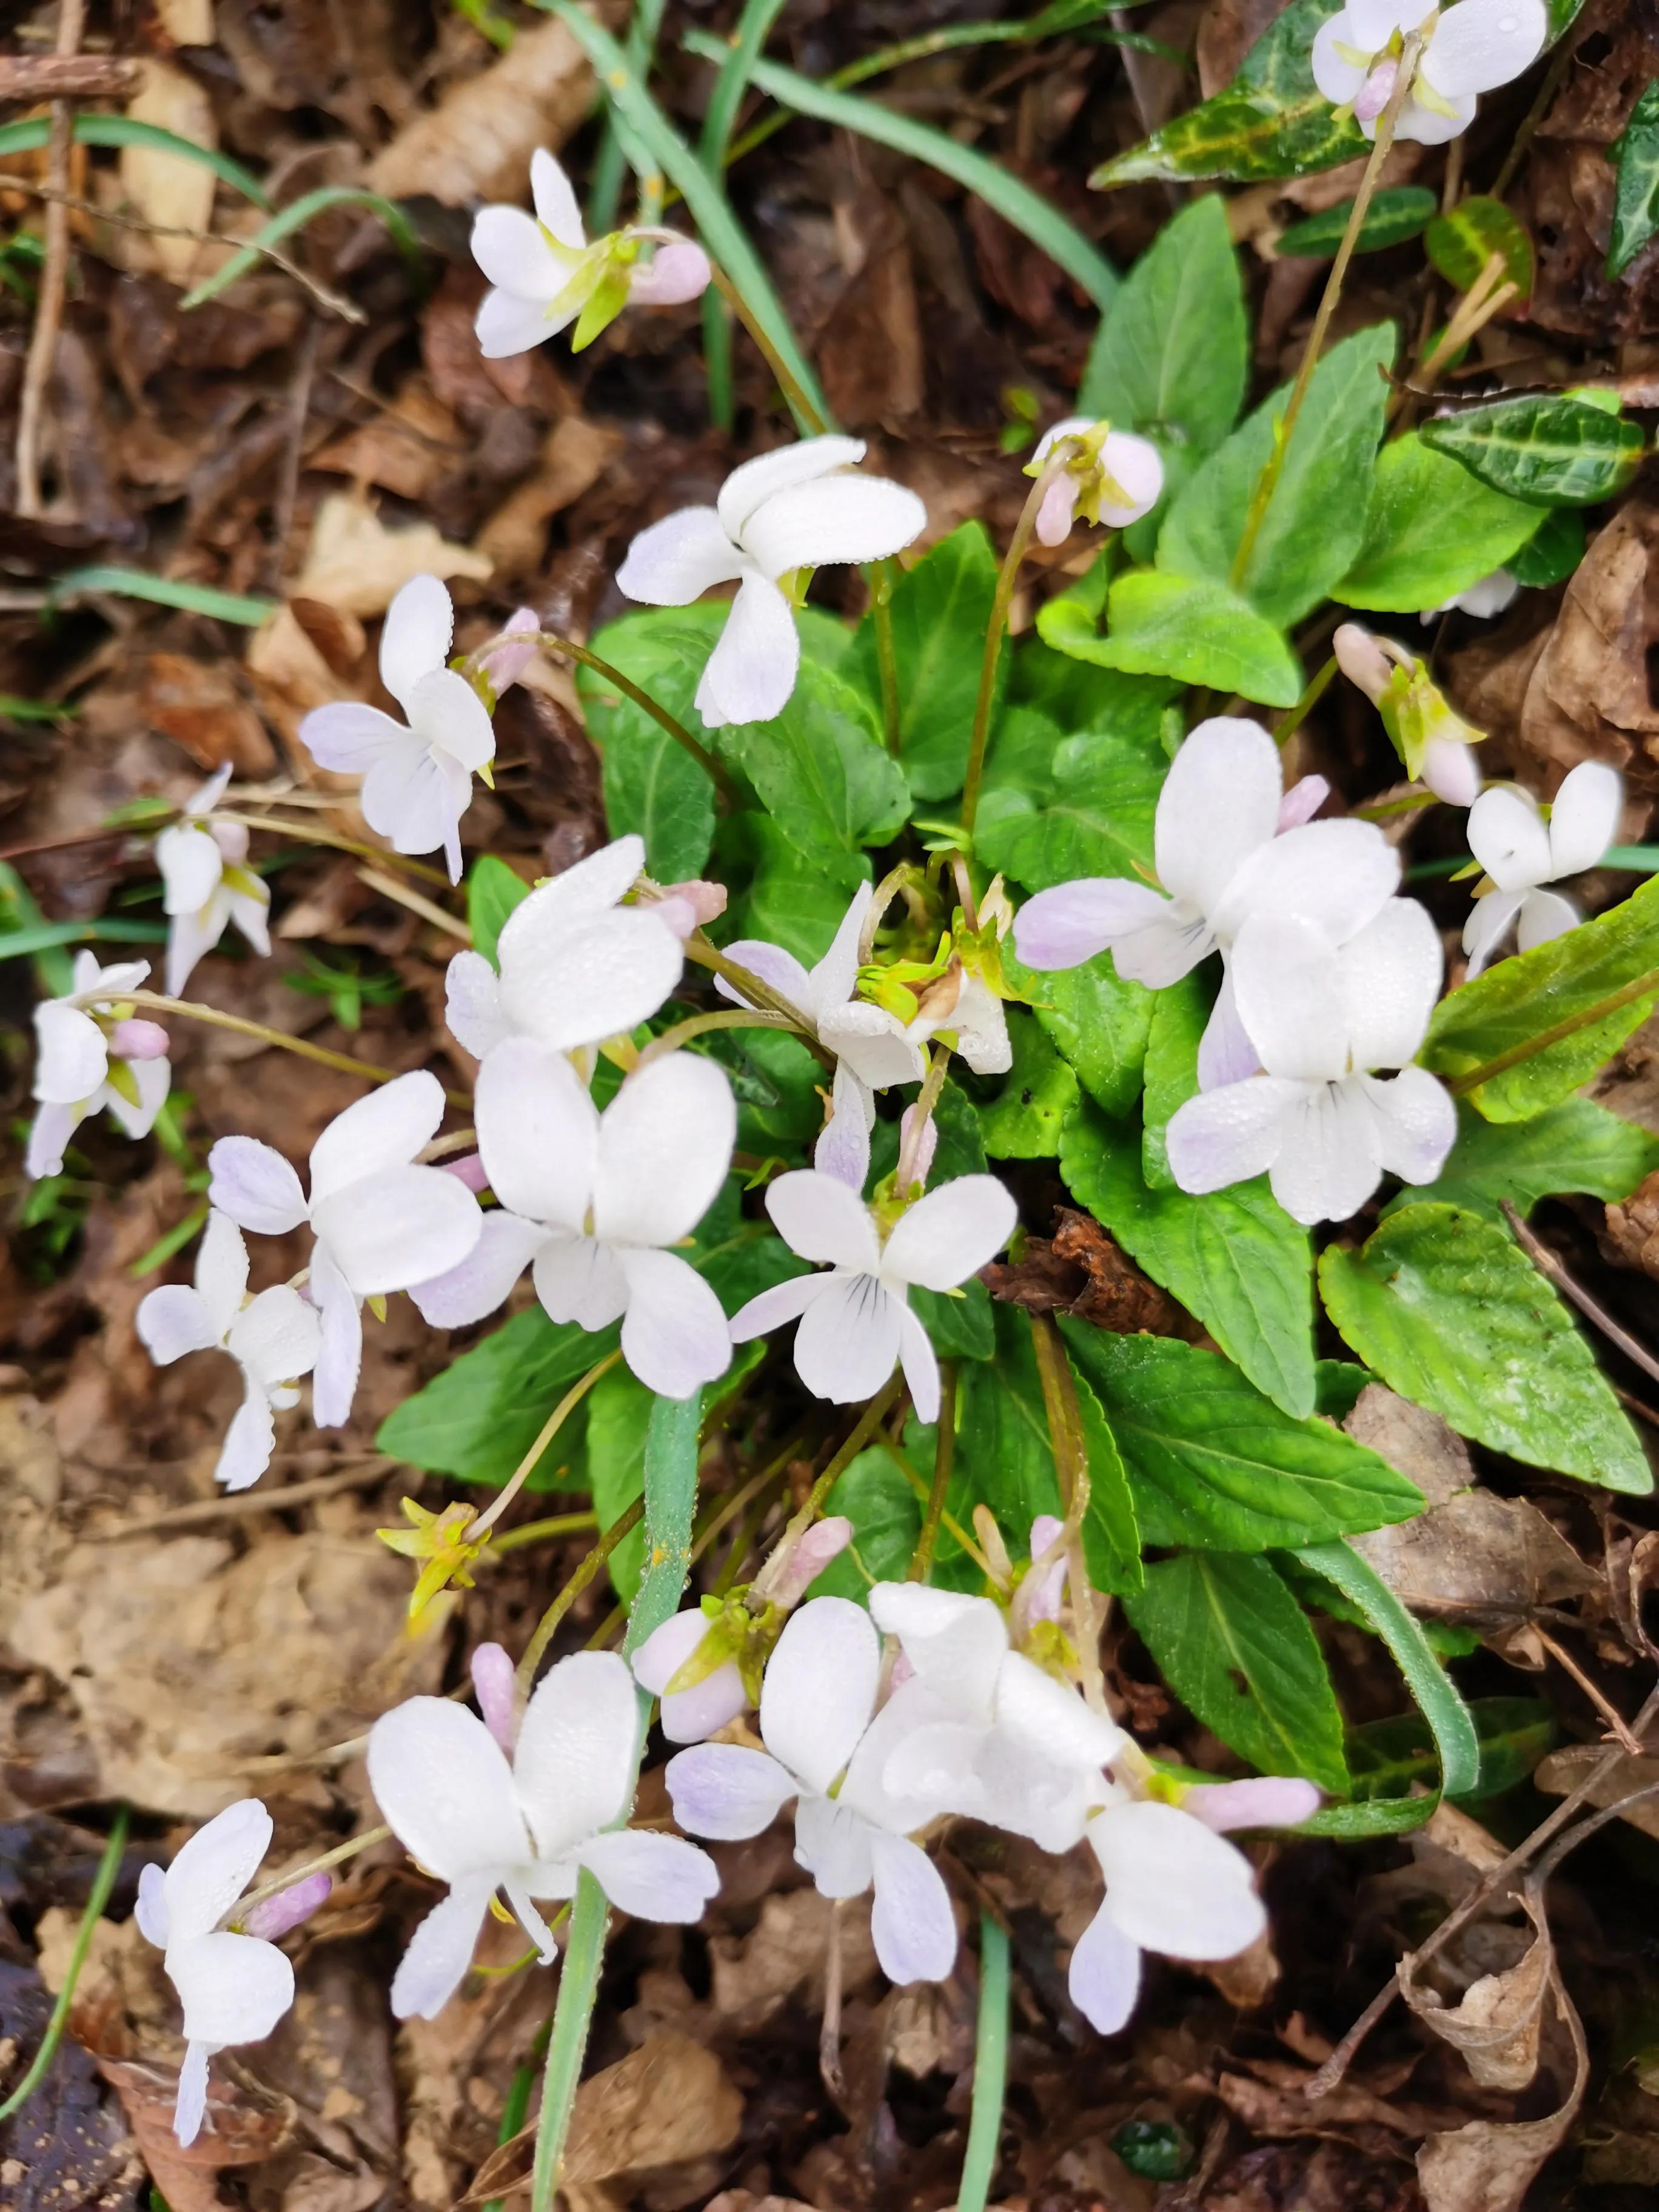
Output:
983,1207,1196,1335
707,1886,880,2034
0,1951,146,2212
135,652,276,777
1533,1743,1659,1836
1350,1489,1601,1627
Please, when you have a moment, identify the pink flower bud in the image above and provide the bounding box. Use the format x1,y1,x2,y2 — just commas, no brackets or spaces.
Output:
898,1102,938,1190
1035,474,1079,548
240,1871,331,1941
1333,622,1395,704
478,610,540,695
1012,1513,1067,1635
111,1019,170,1061
1353,57,1398,124
209,819,251,866
769,1515,854,1607
631,1609,748,1744
1421,734,1481,809
1184,1777,1321,1832
441,1152,490,1193
1276,774,1329,833
652,880,728,940
627,240,712,307
471,1641,517,1749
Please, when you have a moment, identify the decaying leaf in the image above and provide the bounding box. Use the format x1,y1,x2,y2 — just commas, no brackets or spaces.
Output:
1401,1895,1553,2092
1350,1488,1602,1627
1533,1744,1659,1837
1414,1969,1589,2212
135,652,277,777
982,1207,1196,1335
1343,1382,1473,1508
288,492,494,617
118,60,222,289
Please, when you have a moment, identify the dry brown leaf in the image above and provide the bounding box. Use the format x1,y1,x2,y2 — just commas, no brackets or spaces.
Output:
474,416,626,577
1350,1489,1601,1626
156,0,215,40
1401,1896,1553,2091
136,652,276,777
1414,1968,1589,2212
119,61,223,288
1603,1167,1659,1281
290,492,494,616
707,1886,880,2033
310,379,466,503
1343,1383,1472,1508
1533,1744,1659,1837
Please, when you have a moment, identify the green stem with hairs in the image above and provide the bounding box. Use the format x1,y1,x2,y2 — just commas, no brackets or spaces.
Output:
108,988,442,1093
469,1350,623,1541
956,1909,1011,2212
514,1497,647,1696
525,631,738,805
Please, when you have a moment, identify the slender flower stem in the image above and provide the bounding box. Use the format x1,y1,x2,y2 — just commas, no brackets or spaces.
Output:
469,1350,625,1541
896,1044,950,1190
871,558,903,757
486,1509,600,1558
1444,965,1659,1098
773,1378,904,1560
908,1362,956,1580
683,931,830,1058
1030,1314,1107,1718
482,2018,553,2212
708,260,830,433
956,1908,1011,2212
212,812,452,888
0,1805,127,2122
515,1497,647,1697
633,1005,797,1072
528,1868,609,2212
232,1823,390,1924
960,460,1065,839
1275,654,1338,745
1228,35,1424,594
96,987,438,1093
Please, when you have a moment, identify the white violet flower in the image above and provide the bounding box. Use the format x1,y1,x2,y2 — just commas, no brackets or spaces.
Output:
728,1167,1017,1422
1312,0,1547,146
136,1800,298,2148
1165,897,1456,1226
1029,417,1165,545
1424,568,1519,622
156,765,270,998
367,1651,719,2020
410,1041,736,1401
299,574,495,882
27,953,171,1180
665,1596,959,1986
444,834,685,1065
616,437,927,728
207,1071,482,1427
136,1210,322,1491
1333,623,1485,806
472,147,711,359
1462,761,1623,976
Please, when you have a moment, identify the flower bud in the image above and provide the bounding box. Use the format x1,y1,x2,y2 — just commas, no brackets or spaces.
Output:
110,1018,170,1061
441,1151,490,1194
478,610,540,696
1182,1777,1321,1832
897,1101,939,1190
768,1515,853,1607
1013,1513,1069,1637
240,1871,331,1942
471,1641,517,1749
632,1609,747,1744
1353,56,1398,123
628,238,712,307
1276,774,1329,832
1332,622,1394,703
652,879,728,939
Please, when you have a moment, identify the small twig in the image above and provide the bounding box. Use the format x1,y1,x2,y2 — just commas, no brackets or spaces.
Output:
14,0,88,518
89,1458,395,1540
266,319,318,592
819,1897,848,2108
0,53,138,96
1534,1628,1646,1756
1503,1201,1659,1392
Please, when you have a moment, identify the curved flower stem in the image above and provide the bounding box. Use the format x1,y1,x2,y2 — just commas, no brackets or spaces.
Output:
707,260,830,434
99,987,455,1094
771,1377,904,1565
528,1867,610,2212
683,931,831,1062
469,1349,625,1542
956,1907,1011,2212
0,1804,127,2122
1275,654,1338,746
1228,33,1424,594
908,1361,956,1581
231,1823,390,1925
896,1043,950,1191
486,1509,600,1558
1445,965,1659,1098
1030,1314,1107,1718
212,811,453,888
960,459,1066,840
515,1496,647,1698
633,1005,798,1073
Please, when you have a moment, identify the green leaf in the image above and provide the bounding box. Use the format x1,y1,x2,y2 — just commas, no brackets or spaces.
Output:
1074,1364,1144,1596
1421,873,1659,1119
1091,0,1366,186
181,186,423,310
1335,433,1547,613
718,812,868,966
377,1307,612,1490
628,1388,704,1648
1609,81,1659,280
976,713,1168,890
685,36,1118,310
1158,323,1396,627
466,855,531,968
1387,1096,1659,1218
1079,195,1247,455
1139,967,1213,1188
1061,1104,1316,1419
1318,1202,1652,1494
955,1307,1065,1541
580,608,719,882
1126,1553,1348,1791
588,1365,653,1599
1420,392,1646,508
1276,186,1437,258
719,659,911,856
1293,1536,1481,1796
978,1011,1081,1158
1342,1697,1555,1806
1507,507,1584,588
1086,571,1302,706
0,112,270,204
1424,196,1534,298
848,523,999,800
1062,1326,1424,1550
1010,943,1154,1118
808,1443,923,1597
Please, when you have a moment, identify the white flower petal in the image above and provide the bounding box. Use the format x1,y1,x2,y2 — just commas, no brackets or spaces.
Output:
367,1697,531,1880
156,822,224,916
1164,1075,1302,1195
409,1210,547,1329
868,1584,1007,1720
740,475,927,579
594,1053,734,1247
514,1649,641,1860
1212,817,1399,946
531,146,585,246
309,1068,444,1202
792,1273,903,1404
896,1301,941,1424
33,1002,108,1105
1230,917,1349,1084
616,1247,732,1398
717,435,868,540
162,1799,273,1945
1087,1801,1265,1961
1467,782,1550,893
814,1088,871,1190
390,1880,495,2020
1156,717,1284,916
1358,1066,1458,1187
760,1596,880,1795
1461,885,1525,976
25,1101,78,1180
765,1169,881,1272
817,1000,927,1091
195,1210,250,1333
378,574,453,709
726,1270,823,1344
497,836,643,950
226,1284,322,1389
1068,1903,1142,2034
214,1388,275,1492
1518,886,1581,949
360,744,472,862
695,572,800,728
531,910,688,1050
103,1054,169,1142
1424,0,1546,96
1268,1080,1384,1227
167,1929,293,2046
309,1247,363,1429
136,1861,170,1948
994,1651,1126,1774
476,286,566,358
137,1284,220,1367
1421,734,1482,806
868,1832,957,1984
406,666,496,776
313,1165,481,1297
712,937,816,1011
810,882,874,1012
206,1136,307,1235
165,903,224,999
665,1744,799,1838
298,700,409,773
615,506,746,606
476,1036,598,1230
173,2040,210,2147
1098,431,1165,526
793,1792,875,1898
1340,896,1443,1073
880,1175,1017,1292
1547,760,1621,877
472,203,566,297
444,950,511,1060
575,1830,720,1922
1195,970,1261,1090
533,1233,629,1330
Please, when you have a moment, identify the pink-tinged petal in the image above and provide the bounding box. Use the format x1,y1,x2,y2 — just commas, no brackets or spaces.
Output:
615,506,745,607
896,1300,942,1424
390,1880,495,2020
215,1389,275,1493
793,1793,876,1897
443,1152,489,1193
760,1596,880,1795
1033,416,1093,467
1517,886,1580,950
595,1052,735,1247
575,1830,720,1922
630,1607,706,1697
1268,1080,1384,1228
1461,885,1525,976
1339,897,1443,1072
409,1209,546,1329
635,1614,750,1743
533,1233,629,1330
655,876,726,933
1185,1778,1321,1833
360,743,472,861
771,1514,854,1605
478,610,540,696
694,572,800,729
309,1068,445,1201
471,1643,518,1752
1421,734,1482,807
137,1284,219,1367
476,286,569,358
471,203,567,297
726,1270,822,1344
312,1165,481,1298
1196,971,1261,1090
206,1136,307,1236
173,2040,210,2148
717,435,867,540
1012,878,1167,972
1087,1801,1264,1961
1165,1075,1302,1196
712,937,815,1010
1277,774,1330,831
226,1285,321,1390
406,666,496,774
367,1697,531,1880
33,1001,107,1105
1361,1066,1458,1187
1068,1903,1142,2034
1213,817,1399,947
1547,760,1621,877
162,1799,273,1945
665,1743,797,1837
867,1584,1007,1720
1097,431,1164,527
1034,475,1079,547
514,1650,641,1860
793,1272,903,1405
1467,782,1550,892
995,1651,1125,1772
475,1036,598,1231
308,1245,362,1429
817,1001,926,1090
882,1174,1017,1292
378,574,453,708
1424,0,1546,98
739,475,928,578
111,1017,170,1061
156,822,224,916
868,1834,957,1985
529,146,585,247
25,1101,78,1180
167,1929,293,2048
239,1871,330,1942
298,700,408,773
765,1168,881,1272
444,950,508,1060
1352,55,1399,122
1156,717,1283,916
896,1101,939,1189
814,1093,871,1190
616,1247,733,1398
626,239,711,305
1230,917,1349,1084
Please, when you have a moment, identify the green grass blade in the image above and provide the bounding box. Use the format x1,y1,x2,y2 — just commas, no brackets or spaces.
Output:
1296,1538,1481,1797
685,34,1119,310
49,566,278,625
0,115,270,207
698,0,791,431
589,0,672,232
179,186,424,310
537,0,830,431
1,918,166,960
